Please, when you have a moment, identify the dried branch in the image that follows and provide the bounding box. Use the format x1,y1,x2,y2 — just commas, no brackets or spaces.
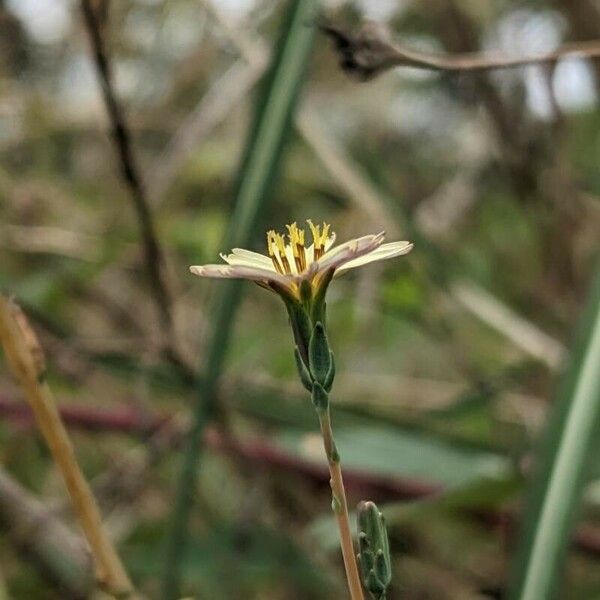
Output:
146,58,265,207
3,224,100,261
79,0,178,359
0,465,93,598
320,20,600,80
451,281,566,369
0,295,135,597
0,395,168,435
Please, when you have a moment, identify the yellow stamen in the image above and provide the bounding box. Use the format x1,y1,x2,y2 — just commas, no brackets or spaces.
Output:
267,230,284,273
286,222,307,272
308,219,331,260
273,232,291,274
266,220,335,275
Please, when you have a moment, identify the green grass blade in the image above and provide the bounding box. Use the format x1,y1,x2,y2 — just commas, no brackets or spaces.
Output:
161,2,317,598
509,264,600,600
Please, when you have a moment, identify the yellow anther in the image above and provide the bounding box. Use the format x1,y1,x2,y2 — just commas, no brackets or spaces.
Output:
274,233,287,255
267,220,333,273
307,219,319,246
286,222,306,255
266,230,276,256
270,232,290,273
286,222,307,271
307,219,331,259
267,230,285,273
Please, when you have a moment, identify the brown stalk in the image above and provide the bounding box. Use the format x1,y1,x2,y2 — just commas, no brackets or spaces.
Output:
320,20,600,80
79,0,180,365
0,464,93,598
0,295,135,598
318,409,365,600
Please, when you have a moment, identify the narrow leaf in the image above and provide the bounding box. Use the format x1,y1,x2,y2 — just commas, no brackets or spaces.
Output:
509,266,600,600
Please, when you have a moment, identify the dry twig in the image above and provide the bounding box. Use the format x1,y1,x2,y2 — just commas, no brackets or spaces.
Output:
0,465,93,598
0,295,135,598
79,0,180,364
450,281,566,369
320,20,600,80
146,58,266,207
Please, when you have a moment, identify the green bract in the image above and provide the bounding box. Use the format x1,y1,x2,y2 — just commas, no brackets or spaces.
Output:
357,501,392,600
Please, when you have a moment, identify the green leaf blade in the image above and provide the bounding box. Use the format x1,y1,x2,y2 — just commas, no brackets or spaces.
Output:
509,265,600,600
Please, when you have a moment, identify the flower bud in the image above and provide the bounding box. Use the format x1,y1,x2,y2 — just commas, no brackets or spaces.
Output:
357,501,392,600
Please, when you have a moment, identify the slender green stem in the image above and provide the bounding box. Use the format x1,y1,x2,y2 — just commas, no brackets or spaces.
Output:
318,408,365,600
161,282,239,599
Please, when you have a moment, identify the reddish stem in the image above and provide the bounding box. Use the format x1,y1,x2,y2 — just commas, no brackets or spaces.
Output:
1,395,599,557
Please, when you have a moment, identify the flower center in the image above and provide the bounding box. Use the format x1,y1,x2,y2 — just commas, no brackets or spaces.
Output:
266,220,333,275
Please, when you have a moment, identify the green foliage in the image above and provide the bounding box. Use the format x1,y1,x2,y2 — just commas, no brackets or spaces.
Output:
277,425,509,489
510,266,600,600
130,523,332,598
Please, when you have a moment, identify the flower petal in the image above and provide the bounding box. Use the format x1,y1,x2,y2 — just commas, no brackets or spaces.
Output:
189,264,294,291
231,248,273,266
315,232,385,273
336,240,413,273
221,250,276,271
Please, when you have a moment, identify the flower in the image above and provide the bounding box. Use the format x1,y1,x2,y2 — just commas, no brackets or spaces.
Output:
190,220,413,299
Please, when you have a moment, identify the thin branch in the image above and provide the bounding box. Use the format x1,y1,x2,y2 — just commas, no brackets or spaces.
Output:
79,0,176,355
146,58,265,207
320,20,600,80
0,465,93,598
0,395,168,434
3,224,100,261
451,281,566,370
0,296,136,597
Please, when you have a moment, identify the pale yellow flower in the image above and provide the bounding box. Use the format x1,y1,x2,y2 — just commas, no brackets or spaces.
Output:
190,220,413,298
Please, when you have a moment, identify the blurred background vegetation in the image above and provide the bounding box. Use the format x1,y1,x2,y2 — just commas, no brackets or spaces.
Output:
0,0,599,598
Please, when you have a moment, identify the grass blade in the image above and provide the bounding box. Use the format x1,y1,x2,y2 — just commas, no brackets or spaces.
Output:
509,264,600,600
161,2,317,597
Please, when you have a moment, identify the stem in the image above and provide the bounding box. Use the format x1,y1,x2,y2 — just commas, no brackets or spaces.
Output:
0,296,135,598
318,408,365,600
80,0,179,362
